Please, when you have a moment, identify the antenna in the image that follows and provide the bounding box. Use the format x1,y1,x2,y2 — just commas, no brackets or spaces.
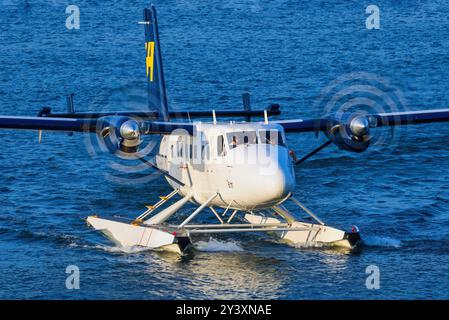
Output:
264,110,269,124
212,110,217,124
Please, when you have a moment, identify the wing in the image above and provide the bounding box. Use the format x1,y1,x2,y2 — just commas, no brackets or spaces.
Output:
0,116,98,132
275,109,449,133
274,108,449,153
0,115,194,155
373,108,449,126
0,116,194,134
272,119,326,133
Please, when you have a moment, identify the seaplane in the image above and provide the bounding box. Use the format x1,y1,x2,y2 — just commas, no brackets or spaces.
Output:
2,5,449,254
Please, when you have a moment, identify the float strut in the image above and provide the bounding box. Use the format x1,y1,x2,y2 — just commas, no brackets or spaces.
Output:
178,193,218,228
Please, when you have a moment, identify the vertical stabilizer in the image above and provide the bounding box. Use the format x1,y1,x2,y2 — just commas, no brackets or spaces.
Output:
143,6,169,121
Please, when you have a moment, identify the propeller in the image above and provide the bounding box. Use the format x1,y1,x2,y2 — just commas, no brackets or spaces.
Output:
323,113,378,152
98,116,142,157
294,113,378,165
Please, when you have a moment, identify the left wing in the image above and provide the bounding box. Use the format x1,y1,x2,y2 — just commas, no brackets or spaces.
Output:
373,108,449,126
274,108,449,133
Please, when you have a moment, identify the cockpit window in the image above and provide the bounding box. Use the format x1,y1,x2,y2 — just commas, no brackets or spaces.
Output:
227,131,258,149
258,130,285,146
226,130,285,148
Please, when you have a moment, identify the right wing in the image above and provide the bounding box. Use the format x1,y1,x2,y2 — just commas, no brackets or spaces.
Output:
0,116,98,132
273,108,449,153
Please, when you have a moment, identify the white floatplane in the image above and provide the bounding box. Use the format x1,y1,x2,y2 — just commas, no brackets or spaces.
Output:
87,121,361,254
2,5,449,254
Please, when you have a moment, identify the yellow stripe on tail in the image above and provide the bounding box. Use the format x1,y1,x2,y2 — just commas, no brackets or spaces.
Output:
145,41,155,81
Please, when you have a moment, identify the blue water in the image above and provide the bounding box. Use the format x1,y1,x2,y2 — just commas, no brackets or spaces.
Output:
1,0,449,299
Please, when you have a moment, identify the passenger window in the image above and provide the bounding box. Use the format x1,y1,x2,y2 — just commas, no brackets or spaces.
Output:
217,135,226,156
202,143,210,160
193,141,200,160
176,137,185,158
177,142,182,157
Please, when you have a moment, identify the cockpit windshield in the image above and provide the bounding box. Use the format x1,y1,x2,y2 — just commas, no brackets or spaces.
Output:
227,131,258,148
258,130,285,146
227,130,285,149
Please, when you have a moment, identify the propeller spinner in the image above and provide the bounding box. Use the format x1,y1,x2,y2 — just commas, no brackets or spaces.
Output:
98,116,143,156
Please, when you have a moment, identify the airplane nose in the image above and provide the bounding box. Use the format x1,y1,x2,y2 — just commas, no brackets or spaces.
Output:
229,145,295,206
261,164,295,201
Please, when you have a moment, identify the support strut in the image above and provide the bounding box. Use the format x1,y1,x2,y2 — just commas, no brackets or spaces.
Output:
294,140,332,165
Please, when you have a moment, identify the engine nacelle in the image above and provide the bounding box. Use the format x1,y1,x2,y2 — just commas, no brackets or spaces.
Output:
324,114,376,153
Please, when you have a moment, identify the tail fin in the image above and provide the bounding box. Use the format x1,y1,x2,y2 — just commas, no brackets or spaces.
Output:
143,6,169,121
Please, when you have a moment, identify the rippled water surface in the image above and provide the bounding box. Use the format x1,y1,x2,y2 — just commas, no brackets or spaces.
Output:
1,0,449,299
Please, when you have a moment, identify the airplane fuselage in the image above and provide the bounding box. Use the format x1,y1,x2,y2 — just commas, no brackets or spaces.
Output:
156,122,296,210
